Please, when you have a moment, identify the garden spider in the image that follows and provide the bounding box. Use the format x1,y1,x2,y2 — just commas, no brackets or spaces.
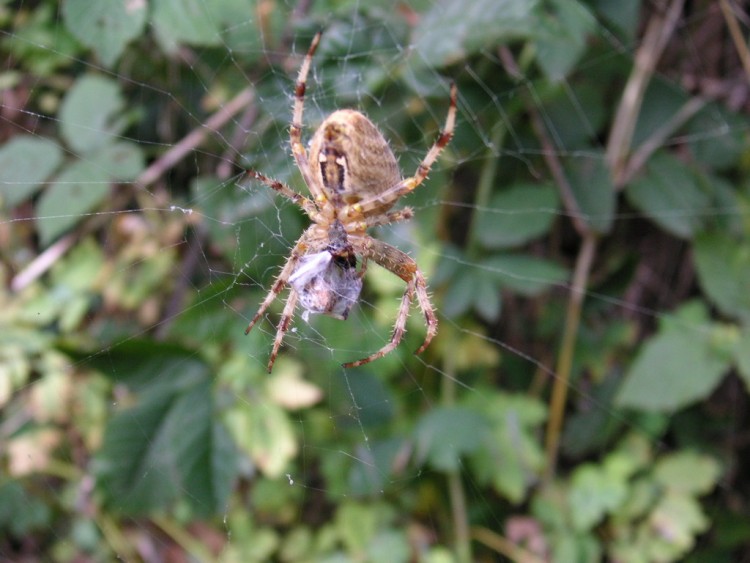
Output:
244,32,457,372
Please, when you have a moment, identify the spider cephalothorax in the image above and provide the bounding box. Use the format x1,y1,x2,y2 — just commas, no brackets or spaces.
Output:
244,32,457,372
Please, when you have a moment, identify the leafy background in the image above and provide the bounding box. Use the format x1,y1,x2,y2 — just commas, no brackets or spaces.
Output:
2,0,750,561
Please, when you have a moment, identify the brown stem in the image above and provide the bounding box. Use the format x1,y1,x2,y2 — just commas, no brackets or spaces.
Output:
12,86,255,291
137,86,254,187
544,233,597,480
720,0,750,82
499,47,599,478
606,0,685,185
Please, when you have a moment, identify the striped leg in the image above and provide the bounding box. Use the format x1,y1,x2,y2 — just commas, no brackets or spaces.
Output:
289,32,325,202
343,238,438,368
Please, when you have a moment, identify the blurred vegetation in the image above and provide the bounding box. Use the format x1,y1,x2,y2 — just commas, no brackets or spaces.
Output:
2,0,750,561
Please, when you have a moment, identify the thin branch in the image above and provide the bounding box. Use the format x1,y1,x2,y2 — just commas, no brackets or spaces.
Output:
720,0,750,83
471,526,546,563
11,86,255,292
441,326,471,563
498,47,600,477
606,0,686,185
620,96,707,186
137,86,254,187
544,233,597,480
10,233,75,292
499,46,589,236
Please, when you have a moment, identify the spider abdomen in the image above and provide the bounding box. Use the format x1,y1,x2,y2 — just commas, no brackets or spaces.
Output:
308,109,401,213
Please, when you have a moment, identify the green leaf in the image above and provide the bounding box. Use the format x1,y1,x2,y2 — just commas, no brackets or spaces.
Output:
468,392,546,502
543,84,607,149
411,0,537,67
73,340,209,394
483,254,569,297
414,407,489,472
440,268,478,319
336,501,379,554
62,0,147,67
59,75,126,153
0,136,63,208
329,371,395,427
626,152,710,239
631,79,690,148
224,402,297,477
533,0,597,82
594,0,641,39
95,375,237,515
3,3,82,76
475,184,560,249
736,328,750,392
0,482,52,535
688,104,748,171
653,452,720,495
151,0,223,52
694,231,750,324
367,531,411,562
95,142,145,181
648,493,709,556
348,439,406,496
569,463,628,531
616,303,731,412
473,273,502,323
36,160,111,245
565,153,615,233
433,260,503,321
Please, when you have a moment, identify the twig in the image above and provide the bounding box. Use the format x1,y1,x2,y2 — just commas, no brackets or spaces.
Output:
500,46,588,236
217,102,258,180
620,96,707,186
544,233,597,480
10,233,75,292
720,0,750,83
606,0,685,185
11,86,255,292
137,86,254,187
441,325,471,563
499,47,599,478
472,526,546,563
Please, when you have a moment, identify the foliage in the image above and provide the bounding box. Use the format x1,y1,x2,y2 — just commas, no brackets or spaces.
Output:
2,0,749,561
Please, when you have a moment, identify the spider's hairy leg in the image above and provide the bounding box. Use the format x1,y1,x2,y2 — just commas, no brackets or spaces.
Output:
357,82,458,215
244,238,307,337
290,32,326,202
412,269,438,355
248,170,319,219
343,280,415,369
267,289,299,372
343,238,438,368
346,207,415,231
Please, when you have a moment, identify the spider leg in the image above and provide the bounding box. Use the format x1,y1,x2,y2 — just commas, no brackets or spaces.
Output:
248,170,319,220
347,208,414,232
244,238,306,336
266,289,299,372
343,279,415,369
343,238,438,368
290,32,327,203
353,82,457,216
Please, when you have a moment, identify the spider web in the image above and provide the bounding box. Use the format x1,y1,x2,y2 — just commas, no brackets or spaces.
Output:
2,0,749,560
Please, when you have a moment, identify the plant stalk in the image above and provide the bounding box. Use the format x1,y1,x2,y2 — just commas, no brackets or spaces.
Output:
442,325,471,563
543,233,597,479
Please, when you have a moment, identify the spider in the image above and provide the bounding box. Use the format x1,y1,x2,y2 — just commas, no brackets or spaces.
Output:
244,32,457,372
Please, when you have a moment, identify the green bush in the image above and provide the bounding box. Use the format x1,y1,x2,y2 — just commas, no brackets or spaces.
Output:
2,0,749,561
